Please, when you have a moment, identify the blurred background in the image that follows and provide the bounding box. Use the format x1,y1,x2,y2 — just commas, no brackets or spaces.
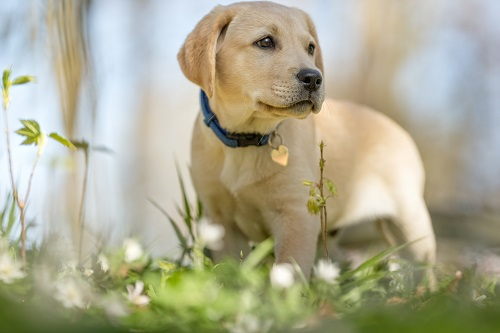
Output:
0,0,499,264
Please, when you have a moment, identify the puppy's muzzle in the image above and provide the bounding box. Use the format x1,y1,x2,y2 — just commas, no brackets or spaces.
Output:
297,68,322,92
297,68,323,114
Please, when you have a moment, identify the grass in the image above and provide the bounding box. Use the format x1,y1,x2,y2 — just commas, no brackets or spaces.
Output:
1,214,499,333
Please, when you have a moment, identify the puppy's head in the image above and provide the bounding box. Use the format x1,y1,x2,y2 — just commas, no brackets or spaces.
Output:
178,1,325,122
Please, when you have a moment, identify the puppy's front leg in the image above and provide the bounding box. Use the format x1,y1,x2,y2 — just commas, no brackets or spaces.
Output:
266,208,321,277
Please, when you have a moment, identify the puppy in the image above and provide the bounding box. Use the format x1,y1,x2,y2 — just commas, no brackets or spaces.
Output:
178,1,436,280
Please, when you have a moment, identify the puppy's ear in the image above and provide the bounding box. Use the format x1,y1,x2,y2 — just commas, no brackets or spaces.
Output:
178,6,235,98
300,11,324,75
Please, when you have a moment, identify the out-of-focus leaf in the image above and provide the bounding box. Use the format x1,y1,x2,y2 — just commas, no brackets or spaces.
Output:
303,180,314,187
326,179,337,196
2,68,11,89
71,140,89,150
175,162,194,240
307,197,320,215
11,75,36,85
148,198,189,251
49,133,77,151
15,120,41,146
242,237,274,270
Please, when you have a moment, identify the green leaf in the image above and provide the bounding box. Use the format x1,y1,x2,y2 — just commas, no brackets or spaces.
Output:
21,119,40,134
71,140,89,150
242,237,274,270
2,67,11,89
11,75,36,85
326,179,337,196
307,197,320,215
175,161,195,240
15,120,41,146
148,198,189,251
49,133,77,151
302,180,314,187
338,240,417,283
0,194,16,237
71,140,113,154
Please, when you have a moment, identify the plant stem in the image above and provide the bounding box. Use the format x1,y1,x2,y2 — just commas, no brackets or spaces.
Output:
318,141,329,259
19,205,26,265
78,149,90,265
3,107,18,204
2,101,27,266
25,154,40,206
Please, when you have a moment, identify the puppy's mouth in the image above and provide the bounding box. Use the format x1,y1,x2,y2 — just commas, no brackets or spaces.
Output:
257,99,319,119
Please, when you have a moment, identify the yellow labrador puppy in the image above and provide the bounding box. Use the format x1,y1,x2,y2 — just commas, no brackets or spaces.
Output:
178,1,436,280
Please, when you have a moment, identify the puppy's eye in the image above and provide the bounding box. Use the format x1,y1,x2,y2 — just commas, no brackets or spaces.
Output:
308,43,315,55
256,36,275,49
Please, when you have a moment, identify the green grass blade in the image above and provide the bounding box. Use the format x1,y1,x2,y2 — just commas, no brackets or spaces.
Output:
196,198,203,220
242,237,274,270
5,195,16,236
0,195,10,231
174,161,195,240
148,198,189,251
338,240,417,283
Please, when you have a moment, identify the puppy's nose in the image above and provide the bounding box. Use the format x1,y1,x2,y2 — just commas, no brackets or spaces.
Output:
297,68,322,92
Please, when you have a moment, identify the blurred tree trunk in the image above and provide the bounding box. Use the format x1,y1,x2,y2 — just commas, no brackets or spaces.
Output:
46,0,95,256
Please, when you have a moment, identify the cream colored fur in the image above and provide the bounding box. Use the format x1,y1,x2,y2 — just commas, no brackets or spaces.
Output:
178,1,436,281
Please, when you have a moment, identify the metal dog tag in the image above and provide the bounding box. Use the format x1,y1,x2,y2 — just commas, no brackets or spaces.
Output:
269,131,289,166
271,145,289,166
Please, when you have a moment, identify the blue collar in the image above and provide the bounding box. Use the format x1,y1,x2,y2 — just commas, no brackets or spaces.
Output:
200,90,270,148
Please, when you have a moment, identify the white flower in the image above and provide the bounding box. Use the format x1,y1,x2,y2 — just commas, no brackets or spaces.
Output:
127,281,150,307
123,238,144,263
0,253,26,284
313,259,340,284
97,254,110,272
388,261,401,272
54,278,86,309
270,263,295,289
197,219,225,250
83,268,94,277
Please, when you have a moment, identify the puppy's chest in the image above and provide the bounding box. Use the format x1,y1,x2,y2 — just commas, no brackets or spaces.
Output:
219,148,278,193
218,150,278,240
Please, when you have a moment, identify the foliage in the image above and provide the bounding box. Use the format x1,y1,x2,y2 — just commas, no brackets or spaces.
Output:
1,222,499,333
303,141,337,258
1,68,75,265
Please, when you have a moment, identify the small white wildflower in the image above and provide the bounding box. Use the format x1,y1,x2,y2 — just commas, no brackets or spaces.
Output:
197,219,225,251
0,253,26,284
123,238,144,263
54,278,86,309
388,261,401,272
270,263,295,289
83,268,94,277
97,254,110,272
314,259,340,284
127,281,150,307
